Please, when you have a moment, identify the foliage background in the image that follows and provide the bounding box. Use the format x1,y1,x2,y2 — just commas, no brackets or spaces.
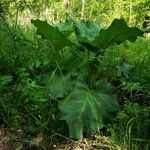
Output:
0,0,150,27
0,0,150,149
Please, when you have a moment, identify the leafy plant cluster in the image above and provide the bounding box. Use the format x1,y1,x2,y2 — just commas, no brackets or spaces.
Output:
0,17,146,140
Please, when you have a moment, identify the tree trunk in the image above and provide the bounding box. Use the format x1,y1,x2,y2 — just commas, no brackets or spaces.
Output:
63,0,72,18
81,0,85,19
52,0,57,23
129,0,133,25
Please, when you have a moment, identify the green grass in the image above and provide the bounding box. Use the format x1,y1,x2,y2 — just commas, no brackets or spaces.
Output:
108,101,150,150
0,21,57,73
97,37,150,149
99,37,150,94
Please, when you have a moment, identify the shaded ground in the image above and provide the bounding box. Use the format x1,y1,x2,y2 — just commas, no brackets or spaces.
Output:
0,125,123,150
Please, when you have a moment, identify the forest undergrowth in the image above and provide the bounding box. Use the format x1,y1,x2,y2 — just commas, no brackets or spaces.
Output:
0,16,150,150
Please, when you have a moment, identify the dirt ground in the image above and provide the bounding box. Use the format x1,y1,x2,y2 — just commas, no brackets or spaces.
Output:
0,125,122,150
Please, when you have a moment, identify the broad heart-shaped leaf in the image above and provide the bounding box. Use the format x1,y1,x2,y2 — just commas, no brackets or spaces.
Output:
59,83,119,139
73,19,101,42
40,74,74,98
31,19,71,49
53,19,74,36
95,78,114,94
89,19,144,49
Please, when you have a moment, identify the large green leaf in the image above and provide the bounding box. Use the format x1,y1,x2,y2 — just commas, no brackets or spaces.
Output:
95,78,114,94
73,19,101,42
40,74,74,98
31,19,71,49
59,83,119,139
53,19,74,36
90,19,143,49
